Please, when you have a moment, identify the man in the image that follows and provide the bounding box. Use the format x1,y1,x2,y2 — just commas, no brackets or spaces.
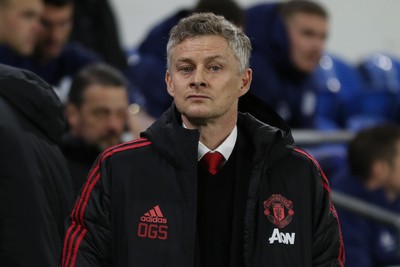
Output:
33,0,100,100
128,0,244,119
62,13,344,266
60,63,129,196
0,64,74,266
332,124,400,267
35,0,73,63
1,0,99,102
244,0,328,128
0,0,43,56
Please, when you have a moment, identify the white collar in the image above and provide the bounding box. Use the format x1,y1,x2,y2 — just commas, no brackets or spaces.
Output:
197,126,237,161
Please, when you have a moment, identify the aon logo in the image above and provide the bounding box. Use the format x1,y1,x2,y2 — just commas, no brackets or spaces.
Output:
268,228,295,245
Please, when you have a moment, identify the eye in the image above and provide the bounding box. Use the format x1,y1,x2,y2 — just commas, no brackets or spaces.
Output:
179,66,193,73
93,109,109,119
210,65,222,72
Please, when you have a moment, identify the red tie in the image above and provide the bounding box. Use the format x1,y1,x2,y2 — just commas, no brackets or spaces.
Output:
200,152,225,175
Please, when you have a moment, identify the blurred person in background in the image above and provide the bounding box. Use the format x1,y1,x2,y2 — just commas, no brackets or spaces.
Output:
0,0,43,57
244,0,328,128
331,124,400,267
0,64,73,266
1,0,100,103
70,0,127,70
60,63,129,196
31,0,100,101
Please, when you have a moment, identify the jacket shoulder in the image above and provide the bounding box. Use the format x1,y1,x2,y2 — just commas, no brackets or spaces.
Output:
292,146,331,192
99,138,152,162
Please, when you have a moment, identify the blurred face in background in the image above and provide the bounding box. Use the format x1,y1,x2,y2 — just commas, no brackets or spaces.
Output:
66,84,129,150
36,3,73,62
285,12,328,73
0,0,43,55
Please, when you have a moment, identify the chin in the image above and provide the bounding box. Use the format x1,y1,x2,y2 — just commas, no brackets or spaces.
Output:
299,65,316,73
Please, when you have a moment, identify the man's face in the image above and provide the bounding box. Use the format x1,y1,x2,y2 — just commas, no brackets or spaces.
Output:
37,3,73,60
0,0,43,55
165,35,251,126
68,84,129,150
286,12,328,73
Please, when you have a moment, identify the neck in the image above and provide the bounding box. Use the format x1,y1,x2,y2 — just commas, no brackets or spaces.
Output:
182,114,236,150
385,187,399,203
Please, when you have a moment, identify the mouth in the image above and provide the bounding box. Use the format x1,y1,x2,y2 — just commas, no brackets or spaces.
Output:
186,94,210,100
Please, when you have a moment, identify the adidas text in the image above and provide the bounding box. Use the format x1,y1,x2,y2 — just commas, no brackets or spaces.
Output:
268,228,295,245
141,216,167,224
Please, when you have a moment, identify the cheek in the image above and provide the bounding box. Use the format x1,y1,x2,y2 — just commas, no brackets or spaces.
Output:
80,113,99,129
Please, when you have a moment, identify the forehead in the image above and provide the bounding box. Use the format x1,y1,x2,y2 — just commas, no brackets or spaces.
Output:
7,0,42,11
82,84,127,103
287,12,328,28
171,35,234,61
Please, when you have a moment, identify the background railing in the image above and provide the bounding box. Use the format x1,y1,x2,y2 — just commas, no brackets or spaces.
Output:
292,129,354,145
332,190,400,256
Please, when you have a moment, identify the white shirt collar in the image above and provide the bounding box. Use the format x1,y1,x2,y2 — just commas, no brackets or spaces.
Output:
197,126,237,161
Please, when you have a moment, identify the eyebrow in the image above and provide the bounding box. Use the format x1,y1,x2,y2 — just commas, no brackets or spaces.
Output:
176,55,226,64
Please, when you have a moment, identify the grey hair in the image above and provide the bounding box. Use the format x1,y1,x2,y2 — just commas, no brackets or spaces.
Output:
166,12,252,74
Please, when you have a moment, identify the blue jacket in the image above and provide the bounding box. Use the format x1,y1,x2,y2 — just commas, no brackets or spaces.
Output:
0,43,100,87
245,3,318,128
331,168,400,267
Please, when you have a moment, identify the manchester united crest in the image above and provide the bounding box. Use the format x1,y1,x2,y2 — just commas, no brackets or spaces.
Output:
263,194,294,228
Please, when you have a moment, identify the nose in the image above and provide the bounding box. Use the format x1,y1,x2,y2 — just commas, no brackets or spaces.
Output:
33,20,42,34
190,69,207,88
106,115,123,134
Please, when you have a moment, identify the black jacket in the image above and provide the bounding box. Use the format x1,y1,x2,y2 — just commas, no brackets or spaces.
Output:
62,104,344,267
0,64,74,266
59,134,102,197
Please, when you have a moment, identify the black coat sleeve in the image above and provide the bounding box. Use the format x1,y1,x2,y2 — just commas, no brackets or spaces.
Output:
62,153,112,267
307,154,345,266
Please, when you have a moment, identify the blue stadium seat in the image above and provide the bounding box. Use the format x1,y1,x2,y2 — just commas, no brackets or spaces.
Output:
356,53,400,126
311,54,362,180
313,53,363,129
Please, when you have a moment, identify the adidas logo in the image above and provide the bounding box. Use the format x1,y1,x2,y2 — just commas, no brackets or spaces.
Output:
138,205,168,240
140,205,167,224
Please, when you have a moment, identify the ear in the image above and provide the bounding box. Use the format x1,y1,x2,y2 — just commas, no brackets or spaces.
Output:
165,70,175,97
238,68,252,97
65,103,80,132
372,160,389,176
368,160,389,190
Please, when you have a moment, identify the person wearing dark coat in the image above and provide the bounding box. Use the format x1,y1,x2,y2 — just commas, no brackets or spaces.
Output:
0,64,74,266
62,13,343,267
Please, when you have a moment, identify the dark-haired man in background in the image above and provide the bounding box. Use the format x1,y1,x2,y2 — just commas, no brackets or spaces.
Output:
1,0,100,102
332,124,400,267
60,63,129,196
